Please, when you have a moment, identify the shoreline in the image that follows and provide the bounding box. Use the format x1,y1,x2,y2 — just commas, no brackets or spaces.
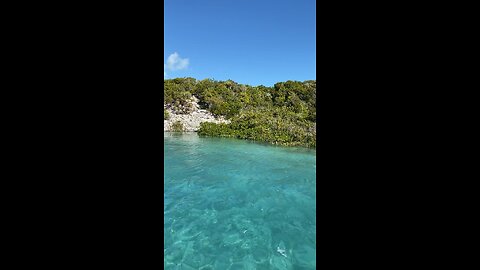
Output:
164,131,316,150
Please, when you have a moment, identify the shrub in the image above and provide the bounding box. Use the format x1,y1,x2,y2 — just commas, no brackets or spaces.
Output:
171,121,184,132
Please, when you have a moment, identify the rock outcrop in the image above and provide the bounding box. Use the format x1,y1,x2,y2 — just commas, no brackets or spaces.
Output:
164,96,230,132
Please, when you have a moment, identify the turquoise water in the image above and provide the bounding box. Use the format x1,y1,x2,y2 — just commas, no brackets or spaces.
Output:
164,133,316,270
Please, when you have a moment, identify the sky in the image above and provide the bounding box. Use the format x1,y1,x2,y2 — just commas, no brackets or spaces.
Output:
164,0,316,86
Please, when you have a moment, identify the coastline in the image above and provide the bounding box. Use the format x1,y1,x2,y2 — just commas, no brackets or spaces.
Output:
164,79,316,148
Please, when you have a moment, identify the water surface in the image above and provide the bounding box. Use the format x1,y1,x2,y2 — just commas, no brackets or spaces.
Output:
164,132,316,269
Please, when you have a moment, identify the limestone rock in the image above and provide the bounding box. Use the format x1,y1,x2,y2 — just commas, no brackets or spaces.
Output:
164,95,230,132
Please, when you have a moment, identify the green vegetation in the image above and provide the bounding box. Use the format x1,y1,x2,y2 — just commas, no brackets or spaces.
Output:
170,121,185,132
164,78,316,148
164,78,196,114
164,109,170,120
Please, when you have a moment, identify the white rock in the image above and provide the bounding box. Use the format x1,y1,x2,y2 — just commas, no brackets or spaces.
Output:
164,96,230,132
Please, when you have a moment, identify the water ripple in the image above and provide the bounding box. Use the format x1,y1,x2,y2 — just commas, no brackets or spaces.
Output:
164,132,316,269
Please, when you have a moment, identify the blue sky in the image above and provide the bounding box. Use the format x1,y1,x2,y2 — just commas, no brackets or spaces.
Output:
164,0,316,86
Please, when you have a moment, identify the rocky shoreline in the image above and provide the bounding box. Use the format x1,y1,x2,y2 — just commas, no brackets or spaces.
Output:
164,96,230,132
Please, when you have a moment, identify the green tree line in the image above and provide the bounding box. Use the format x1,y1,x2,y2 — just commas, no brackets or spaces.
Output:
164,78,316,148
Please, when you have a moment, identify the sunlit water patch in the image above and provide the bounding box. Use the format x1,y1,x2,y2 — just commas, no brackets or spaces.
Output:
164,132,316,270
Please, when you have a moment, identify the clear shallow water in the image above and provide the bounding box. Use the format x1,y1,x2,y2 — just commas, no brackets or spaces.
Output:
164,133,316,270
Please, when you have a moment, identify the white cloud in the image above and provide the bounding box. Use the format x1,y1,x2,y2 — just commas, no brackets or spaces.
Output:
164,52,189,71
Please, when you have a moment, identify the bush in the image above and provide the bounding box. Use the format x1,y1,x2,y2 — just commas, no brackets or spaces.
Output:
198,107,316,147
170,121,185,132
198,122,235,137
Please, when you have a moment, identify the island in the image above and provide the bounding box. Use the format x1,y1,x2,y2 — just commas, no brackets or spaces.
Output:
164,78,316,148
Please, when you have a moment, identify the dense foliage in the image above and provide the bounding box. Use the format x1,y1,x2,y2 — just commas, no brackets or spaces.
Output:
164,78,316,147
